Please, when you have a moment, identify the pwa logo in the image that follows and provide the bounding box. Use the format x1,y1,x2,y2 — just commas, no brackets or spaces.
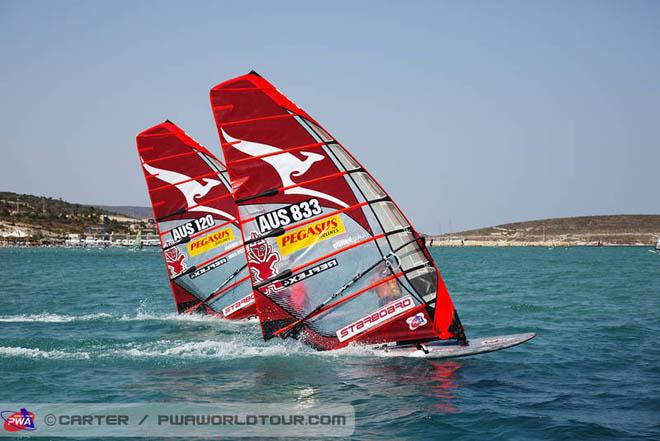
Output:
2,408,36,432
406,313,428,331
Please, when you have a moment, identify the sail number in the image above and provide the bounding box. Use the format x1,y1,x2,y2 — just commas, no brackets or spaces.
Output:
171,214,216,242
256,199,323,234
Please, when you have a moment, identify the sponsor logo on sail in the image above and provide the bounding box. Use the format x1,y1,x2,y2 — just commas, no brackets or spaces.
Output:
222,293,255,317
187,228,234,257
188,258,227,279
2,408,35,432
336,296,415,342
141,158,235,221
277,215,346,256
221,130,348,209
247,233,284,294
164,247,187,277
332,234,369,250
406,313,428,330
280,259,338,288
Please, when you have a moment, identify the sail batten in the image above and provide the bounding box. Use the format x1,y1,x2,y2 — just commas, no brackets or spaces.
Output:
222,113,297,127
211,72,465,349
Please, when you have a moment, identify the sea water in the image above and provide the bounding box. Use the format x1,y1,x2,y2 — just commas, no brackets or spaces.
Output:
0,247,658,440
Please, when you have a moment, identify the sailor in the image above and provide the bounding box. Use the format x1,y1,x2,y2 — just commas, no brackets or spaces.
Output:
289,282,309,314
375,266,401,307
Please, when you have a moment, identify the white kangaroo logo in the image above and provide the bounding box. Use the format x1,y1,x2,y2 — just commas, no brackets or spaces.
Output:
141,158,235,220
222,129,348,208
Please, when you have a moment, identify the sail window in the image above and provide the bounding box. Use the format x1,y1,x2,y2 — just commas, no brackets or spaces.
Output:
408,266,438,302
387,230,428,271
371,201,409,233
306,120,334,142
328,144,360,171
352,172,386,201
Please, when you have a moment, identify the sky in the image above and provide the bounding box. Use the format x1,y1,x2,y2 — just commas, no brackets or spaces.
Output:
1,1,659,233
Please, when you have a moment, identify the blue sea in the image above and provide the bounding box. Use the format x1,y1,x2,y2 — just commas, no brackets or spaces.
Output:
0,246,658,440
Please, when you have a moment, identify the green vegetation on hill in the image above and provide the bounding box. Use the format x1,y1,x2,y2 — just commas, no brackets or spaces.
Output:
0,192,146,242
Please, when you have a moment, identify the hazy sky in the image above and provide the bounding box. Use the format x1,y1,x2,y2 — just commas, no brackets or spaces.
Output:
1,1,659,232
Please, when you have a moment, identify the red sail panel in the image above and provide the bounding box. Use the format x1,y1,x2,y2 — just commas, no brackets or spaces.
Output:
136,121,256,319
211,72,465,350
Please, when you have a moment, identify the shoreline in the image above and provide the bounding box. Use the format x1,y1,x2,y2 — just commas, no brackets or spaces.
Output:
427,238,654,247
429,242,651,248
0,242,654,249
0,243,160,249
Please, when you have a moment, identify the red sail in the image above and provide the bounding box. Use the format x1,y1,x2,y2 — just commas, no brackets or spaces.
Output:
210,72,465,349
136,121,256,319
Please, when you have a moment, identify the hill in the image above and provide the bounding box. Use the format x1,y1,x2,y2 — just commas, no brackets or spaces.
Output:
3,192,658,247
0,192,147,243
95,205,152,220
429,215,660,246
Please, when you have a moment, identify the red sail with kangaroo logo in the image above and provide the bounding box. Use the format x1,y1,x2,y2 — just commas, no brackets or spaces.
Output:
210,72,465,349
136,121,256,319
